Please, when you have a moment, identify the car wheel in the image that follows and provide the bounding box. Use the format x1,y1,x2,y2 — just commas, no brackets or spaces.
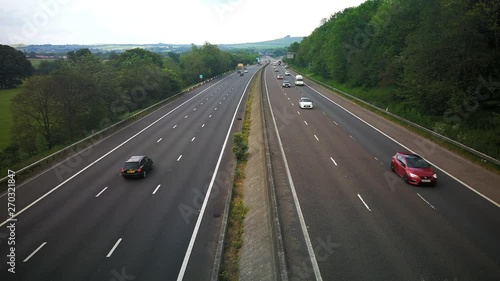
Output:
403,173,408,183
143,171,147,178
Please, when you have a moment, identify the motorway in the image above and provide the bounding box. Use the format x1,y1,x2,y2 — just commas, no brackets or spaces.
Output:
0,67,257,281
262,63,500,280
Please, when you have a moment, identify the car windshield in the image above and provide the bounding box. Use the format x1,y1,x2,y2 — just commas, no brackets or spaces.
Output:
405,156,430,168
124,162,139,169
301,98,311,102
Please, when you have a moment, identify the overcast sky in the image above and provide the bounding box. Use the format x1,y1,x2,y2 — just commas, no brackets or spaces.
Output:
1,0,366,45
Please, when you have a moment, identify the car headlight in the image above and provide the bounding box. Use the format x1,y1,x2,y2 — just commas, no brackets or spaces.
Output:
409,173,418,178
433,174,437,178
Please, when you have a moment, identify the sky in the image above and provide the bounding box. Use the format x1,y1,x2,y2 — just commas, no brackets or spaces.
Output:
1,0,366,45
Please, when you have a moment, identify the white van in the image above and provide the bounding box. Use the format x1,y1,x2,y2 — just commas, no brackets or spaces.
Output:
295,75,304,86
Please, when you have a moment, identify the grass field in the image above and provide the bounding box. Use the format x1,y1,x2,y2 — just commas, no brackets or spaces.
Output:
0,87,21,150
29,58,55,69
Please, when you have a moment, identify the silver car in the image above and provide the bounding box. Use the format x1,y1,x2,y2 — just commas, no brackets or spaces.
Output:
299,97,313,109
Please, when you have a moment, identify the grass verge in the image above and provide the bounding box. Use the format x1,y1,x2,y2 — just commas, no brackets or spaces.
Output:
0,86,22,150
219,71,256,280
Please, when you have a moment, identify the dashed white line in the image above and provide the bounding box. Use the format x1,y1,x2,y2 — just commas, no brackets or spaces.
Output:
219,101,222,104
95,186,108,197
297,111,301,115
349,135,355,141
106,238,122,258
152,184,161,195
191,137,196,142
417,193,436,209
333,121,338,126
291,103,294,106
304,121,308,126
173,125,177,129
193,108,197,111
330,157,338,166
209,115,212,118
24,242,47,262
314,135,319,141
184,115,188,119
157,138,162,143
357,194,372,211
202,124,205,128
215,107,217,111
177,155,183,161
322,112,326,115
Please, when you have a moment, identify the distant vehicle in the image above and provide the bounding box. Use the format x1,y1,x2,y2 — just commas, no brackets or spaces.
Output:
244,69,248,73
391,152,437,185
121,155,153,178
240,72,244,76
285,71,291,76
295,75,304,86
274,68,279,72
282,80,291,87
237,70,241,74
298,97,313,109
236,63,244,72
277,74,284,79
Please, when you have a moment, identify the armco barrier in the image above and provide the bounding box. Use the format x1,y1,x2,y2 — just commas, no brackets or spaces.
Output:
293,69,500,166
0,74,230,185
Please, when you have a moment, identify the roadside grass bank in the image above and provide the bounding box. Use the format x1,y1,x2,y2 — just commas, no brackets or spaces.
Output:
0,86,22,150
292,65,500,173
219,72,256,280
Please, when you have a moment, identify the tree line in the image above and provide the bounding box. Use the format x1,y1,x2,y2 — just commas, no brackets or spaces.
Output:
287,0,500,159
0,43,258,167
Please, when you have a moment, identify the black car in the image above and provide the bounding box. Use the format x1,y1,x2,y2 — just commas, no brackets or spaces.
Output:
121,155,153,178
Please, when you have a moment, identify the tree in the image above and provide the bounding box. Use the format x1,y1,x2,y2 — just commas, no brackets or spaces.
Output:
0,44,33,88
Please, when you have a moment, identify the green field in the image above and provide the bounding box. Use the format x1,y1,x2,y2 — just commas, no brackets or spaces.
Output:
29,58,55,69
0,87,21,150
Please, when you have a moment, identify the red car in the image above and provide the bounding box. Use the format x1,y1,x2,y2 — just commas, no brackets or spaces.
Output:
391,152,437,185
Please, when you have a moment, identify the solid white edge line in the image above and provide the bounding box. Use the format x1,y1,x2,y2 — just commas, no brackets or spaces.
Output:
330,157,338,166
264,68,324,281
23,242,47,262
152,184,161,195
177,155,182,162
176,69,256,281
0,75,231,228
357,194,372,211
417,193,436,209
306,85,500,208
106,238,122,258
95,186,108,198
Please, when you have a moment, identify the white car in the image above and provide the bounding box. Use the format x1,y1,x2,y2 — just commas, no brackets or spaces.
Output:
285,71,291,76
299,97,313,109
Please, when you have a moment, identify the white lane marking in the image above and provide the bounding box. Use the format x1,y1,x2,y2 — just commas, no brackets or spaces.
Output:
157,138,162,143
95,186,108,198
314,135,319,141
206,98,209,100
106,238,122,258
306,85,500,208
209,115,212,118
193,108,197,111
152,184,161,195
184,115,188,119
202,124,205,128
284,93,287,95
349,135,355,141
291,103,294,106
304,121,308,126
358,194,372,211
330,157,338,166
417,193,436,209
201,102,203,105
177,155,183,161
23,242,47,262
323,112,326,115
263,68,324,281
219,101,222,104
297,111,301,115
177,69,256,281
215,107,217,111
333,121,338,126
288,97,290,100
191,137,196,142
173,125,177,129
0,75,231,228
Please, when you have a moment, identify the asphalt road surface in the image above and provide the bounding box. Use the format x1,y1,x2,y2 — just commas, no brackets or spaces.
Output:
0,67,257,281
263,62,500,281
